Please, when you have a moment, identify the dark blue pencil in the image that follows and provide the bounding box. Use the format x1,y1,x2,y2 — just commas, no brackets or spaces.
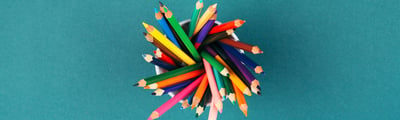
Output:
143,54,177,71
219,43,264,74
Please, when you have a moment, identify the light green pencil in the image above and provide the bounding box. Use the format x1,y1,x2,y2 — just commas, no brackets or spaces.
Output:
188,0,203,37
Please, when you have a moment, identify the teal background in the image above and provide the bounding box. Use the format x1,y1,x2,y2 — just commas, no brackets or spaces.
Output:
1,0,400,120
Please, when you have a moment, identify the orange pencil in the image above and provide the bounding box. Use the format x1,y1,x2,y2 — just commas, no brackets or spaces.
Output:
145,69,204,89
233,84,248,117
191,75,209,109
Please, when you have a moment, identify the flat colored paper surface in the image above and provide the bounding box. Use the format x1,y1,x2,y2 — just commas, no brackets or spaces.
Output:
1,0,399,120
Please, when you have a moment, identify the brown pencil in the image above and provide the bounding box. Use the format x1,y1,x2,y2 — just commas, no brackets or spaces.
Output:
219,38,263,54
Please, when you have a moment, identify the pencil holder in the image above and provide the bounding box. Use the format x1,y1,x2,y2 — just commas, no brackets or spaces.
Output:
155,19,241,105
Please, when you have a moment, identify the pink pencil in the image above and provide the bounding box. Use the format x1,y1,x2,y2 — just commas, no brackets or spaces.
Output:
147,74,206,120
202,58,223,113
208,99,218,120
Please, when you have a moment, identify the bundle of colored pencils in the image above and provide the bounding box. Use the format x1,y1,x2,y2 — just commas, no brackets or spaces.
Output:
135,1,264,120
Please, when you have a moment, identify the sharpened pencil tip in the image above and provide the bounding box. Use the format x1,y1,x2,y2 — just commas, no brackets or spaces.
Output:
158,1,164,6
154,8,158,13
212,3,218,7
151,92,156,95
257,91,261,95
142,22,148,28
195,113,199,117
257,86,261,90
133,83,138,86
142,32,147,36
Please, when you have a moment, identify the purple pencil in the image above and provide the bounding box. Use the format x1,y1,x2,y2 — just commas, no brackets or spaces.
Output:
152,77,197,96
194,12,217,49
219,43,261,95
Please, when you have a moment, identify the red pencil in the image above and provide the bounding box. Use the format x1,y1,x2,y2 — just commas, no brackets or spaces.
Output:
208,19,245,34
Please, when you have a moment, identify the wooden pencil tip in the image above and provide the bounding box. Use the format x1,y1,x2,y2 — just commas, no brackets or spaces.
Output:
220,68,229,76
244,88,252,96
142,22,149,28
255,66,264,74
257,86,262,90
215,100,223,113
212,3,218,7
150,111,159,120
137,79,147,87
151,92,156,95
143,54,153,62
133,83,138,86
257,91,261,95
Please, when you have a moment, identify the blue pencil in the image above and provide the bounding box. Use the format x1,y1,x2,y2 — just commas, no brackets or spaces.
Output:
154,8,181,48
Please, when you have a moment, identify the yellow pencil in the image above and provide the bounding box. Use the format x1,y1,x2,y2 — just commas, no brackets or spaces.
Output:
142,22,196,65
192,3,217,36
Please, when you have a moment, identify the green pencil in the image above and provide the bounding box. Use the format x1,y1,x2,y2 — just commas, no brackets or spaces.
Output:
222,76,236,104
200,50,229,77
134,63,203,87
163,7,201,61
188,0,203,37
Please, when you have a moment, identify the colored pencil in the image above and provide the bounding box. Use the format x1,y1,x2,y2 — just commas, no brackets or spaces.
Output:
220,41,264,74
208,19,245,34
154,49,177,66
220,44,261,95
144,32,183,65
222,76,236,104
145,69,204,89
188,0,203,37
200,29,234,48
143,54,178,71
233,84,248,117
219,38,263,54
180,90,196,109
203,58,223,113
210,44,252,96
163,7,201,61
142,22,196,65
193,3,217,36
155,8,181,48
134,63,202,87
158,1,167,14
191,74,209,109
200,50,229,76
195,86,211,117
194,13,217,49
208,99,218,120
152,78,195,96
147,73,204,120
213,67,226,99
